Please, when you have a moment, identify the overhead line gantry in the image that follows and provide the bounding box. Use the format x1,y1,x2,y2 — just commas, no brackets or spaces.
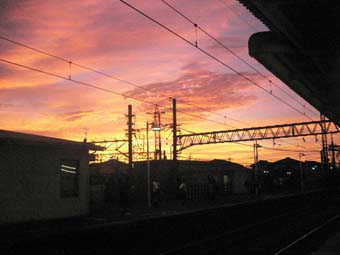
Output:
177,120,340,152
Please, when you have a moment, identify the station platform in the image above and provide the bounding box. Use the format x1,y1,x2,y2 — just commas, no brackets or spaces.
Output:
0,191,300,248
0,189,333,254
0,193,255,248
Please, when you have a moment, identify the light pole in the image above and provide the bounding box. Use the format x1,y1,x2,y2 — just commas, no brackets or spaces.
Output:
151,122,161,160
146,121,164,208
253,141,262,195
147,105,164,160
299,153,306,192
146,122,151,208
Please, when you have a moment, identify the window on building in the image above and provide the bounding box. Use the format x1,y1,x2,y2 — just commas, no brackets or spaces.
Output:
223,175,231,192
60,159,79,198
223,175,230,185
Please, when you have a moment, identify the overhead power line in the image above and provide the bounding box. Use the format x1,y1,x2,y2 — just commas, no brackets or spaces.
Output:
0,36,160,95
0,35,249,128
160,0,319,118
177,100,251,126
0,58,155,105
0,58,238,128
177,110,237,128
120,0,315,121
260,145,320,153
222,1,319,117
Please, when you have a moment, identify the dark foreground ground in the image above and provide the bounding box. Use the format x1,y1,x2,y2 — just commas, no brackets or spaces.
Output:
1,190,339,255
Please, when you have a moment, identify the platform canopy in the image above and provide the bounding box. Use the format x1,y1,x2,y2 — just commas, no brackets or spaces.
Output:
238,0,340,125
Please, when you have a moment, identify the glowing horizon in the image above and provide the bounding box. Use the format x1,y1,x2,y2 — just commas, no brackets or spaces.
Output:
0,0,331,165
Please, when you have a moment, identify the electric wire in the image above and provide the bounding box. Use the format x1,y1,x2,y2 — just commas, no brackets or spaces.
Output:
0,58,155,105
0,35,249,127
261,146,320,154
219,0,319,117
119,0,315,121
0,58,237,128
1,4,324,163
160,0,319,118
177,110,238,128
0,36,150,93
177,100,251,126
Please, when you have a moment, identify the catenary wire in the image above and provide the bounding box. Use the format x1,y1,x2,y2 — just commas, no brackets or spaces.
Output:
119,0,315,121
160,0,319,117
218,0,319,117
0,35,249,127
0,58,238,128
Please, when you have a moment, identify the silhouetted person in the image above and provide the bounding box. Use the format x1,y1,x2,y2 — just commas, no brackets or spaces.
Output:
152,179,161,207
178,179,187,206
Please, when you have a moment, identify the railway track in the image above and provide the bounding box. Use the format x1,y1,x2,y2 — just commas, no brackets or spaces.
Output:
160,202,340,254
273,213,340,255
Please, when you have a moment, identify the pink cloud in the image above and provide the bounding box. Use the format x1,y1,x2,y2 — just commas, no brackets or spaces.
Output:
0,103,16,109
0,0,322,163
125,65,260,114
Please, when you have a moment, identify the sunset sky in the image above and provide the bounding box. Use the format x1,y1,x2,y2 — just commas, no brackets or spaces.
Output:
0,0,335,166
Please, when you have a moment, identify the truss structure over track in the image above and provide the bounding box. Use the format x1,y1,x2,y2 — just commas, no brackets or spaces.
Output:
177,120,340,151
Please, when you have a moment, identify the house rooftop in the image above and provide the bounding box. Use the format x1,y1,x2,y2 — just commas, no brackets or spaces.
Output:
0,129,103,151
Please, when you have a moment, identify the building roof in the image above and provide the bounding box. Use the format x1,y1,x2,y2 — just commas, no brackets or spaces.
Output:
90,159,128,175
274,157,300,166
0,129,103,151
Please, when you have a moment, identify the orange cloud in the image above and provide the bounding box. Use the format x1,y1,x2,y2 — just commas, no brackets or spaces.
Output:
56,110,94,122
0,0,327,164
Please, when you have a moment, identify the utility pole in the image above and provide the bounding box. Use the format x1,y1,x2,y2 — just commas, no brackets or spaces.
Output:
173,98,177,162
320,114,329,186
320,114,329,165
253,140,261,196
127,105,133,174
146,122,151,208
155,105,162,160
81,127,89,143
331,134,336,168
172,98,179,186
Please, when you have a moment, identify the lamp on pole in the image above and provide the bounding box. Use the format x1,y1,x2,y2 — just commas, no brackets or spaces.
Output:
151,121,162,160
299,152,306,192
147,105,164,160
